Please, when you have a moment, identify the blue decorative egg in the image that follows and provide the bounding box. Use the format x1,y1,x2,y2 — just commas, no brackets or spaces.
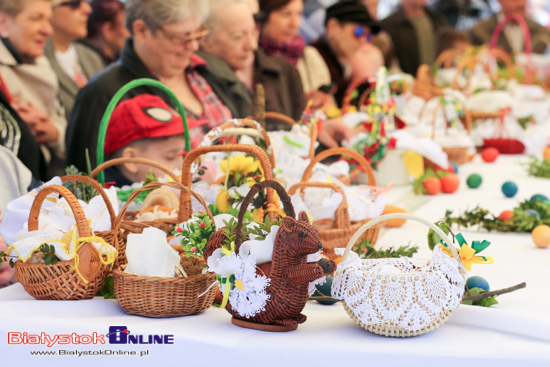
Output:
314,276,337,305
526,209,541,218
466,276,490,292
501,181,518,198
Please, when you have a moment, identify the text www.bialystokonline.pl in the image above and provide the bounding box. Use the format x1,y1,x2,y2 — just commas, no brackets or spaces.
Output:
29,349,150,357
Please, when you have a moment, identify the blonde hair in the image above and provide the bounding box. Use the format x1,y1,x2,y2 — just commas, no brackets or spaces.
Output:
0,0,52,17
125,0,209,35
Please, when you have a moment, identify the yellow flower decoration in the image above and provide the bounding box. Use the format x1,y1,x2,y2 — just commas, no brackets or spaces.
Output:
220,154,263,177
235,279,245,291
216,189,231,212
439,234,494,271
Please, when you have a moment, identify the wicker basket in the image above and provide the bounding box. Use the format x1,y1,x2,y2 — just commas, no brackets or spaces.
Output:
297,147,382,253
111,181,217,318
469,109,526,154
15,184,114,300
180,144,276,220
419,98,472,166
333,213,466,337
206,180,335,332
412,64,444,101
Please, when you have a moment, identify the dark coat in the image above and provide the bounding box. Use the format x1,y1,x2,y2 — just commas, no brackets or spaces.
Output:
381,7,448,76
470,15,550,54
66,39,252,172
254,48,306,130
0,90,47,181
310,37,348,108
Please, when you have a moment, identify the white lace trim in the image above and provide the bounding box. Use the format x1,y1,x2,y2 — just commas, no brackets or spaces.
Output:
332,246,467,331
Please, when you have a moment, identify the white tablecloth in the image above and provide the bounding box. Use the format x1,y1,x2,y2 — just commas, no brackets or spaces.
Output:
1,155,550,366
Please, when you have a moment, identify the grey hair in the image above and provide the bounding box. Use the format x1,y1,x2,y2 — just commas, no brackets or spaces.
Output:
0,0,52,18
125,0,210,35
204,0,248,35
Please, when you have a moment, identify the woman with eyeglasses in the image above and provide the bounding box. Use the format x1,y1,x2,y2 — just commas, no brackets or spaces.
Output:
257,0,333,111
66,0,252,172
0,0,67,178
310,1,381,107
45,0,104,118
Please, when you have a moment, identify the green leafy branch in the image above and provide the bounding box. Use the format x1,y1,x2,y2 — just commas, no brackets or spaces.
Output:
444,199,550,233
173,212,216,257
39,243,59,266
0,251,15,268
62,165,98,204
243,215,282,241
353,239,419,259
526,157,550,178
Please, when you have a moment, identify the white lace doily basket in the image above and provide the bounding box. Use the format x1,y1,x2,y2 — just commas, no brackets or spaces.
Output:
331,214,467,337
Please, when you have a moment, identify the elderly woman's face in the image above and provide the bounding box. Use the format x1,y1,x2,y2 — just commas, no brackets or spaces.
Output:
261,0,303,43
52,0,92,42
138,16,204,76
201,3,257,72
0,0,53,61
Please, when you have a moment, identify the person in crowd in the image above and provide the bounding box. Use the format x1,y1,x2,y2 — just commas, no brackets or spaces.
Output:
431,0,494,30
45,0,105,118
0,146,37,288
381,0,447,76
257,0,333,112
201,0,355,147
310,1,381,107
103,94,194,186
348,0,400,78
200,0,306,128
436,27,471,58
0,0,66,177
469,0,550,54
79,0,130,66
66,0,252,173
0,88,47,181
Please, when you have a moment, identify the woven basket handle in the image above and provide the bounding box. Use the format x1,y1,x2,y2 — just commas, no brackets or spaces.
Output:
418,100,450,139
199,118,276,168
95,78,190,184
302,147,376,186
342,213,458,261
180,144,274,221
112,181,215,258
91,157,180,183
233,180,295,251
61,175,117,228
434,48,464,69
489,14,532,83
28,185,102,280
451,56,494,91
287,181,351,228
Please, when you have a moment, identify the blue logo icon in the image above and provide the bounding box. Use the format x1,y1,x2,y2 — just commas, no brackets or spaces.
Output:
106,326,130,344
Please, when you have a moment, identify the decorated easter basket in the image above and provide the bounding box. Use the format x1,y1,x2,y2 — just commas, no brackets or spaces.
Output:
418,99,473,167
297,147,383,252
412,64,444,101
111,181,217,318
205,180,335,332
180,144,275,218
473,108,526,154
332,213,467,337
15,184,116,300
198,118,277,170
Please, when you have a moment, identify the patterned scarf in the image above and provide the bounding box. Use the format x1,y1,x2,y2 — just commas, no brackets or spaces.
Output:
258,35,306,65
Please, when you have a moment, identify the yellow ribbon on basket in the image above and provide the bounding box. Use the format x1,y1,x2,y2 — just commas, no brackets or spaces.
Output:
219,241,236,309
72,236,118,283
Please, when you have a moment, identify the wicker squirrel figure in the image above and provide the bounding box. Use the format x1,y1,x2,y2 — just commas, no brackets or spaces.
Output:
206,181,336,331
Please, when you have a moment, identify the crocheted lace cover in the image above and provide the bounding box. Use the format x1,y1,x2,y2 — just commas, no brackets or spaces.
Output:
332,246,467,331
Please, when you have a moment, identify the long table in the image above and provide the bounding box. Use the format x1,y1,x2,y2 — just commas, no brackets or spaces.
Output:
1,155,550,366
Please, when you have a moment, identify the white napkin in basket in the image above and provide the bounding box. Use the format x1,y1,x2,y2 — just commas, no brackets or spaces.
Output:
125,227,182,277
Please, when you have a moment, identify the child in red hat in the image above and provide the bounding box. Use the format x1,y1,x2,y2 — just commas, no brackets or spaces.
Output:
103,94,205,186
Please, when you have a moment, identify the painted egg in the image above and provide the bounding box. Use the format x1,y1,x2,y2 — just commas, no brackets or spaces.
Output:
532,225,550,248
501,181,518,198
